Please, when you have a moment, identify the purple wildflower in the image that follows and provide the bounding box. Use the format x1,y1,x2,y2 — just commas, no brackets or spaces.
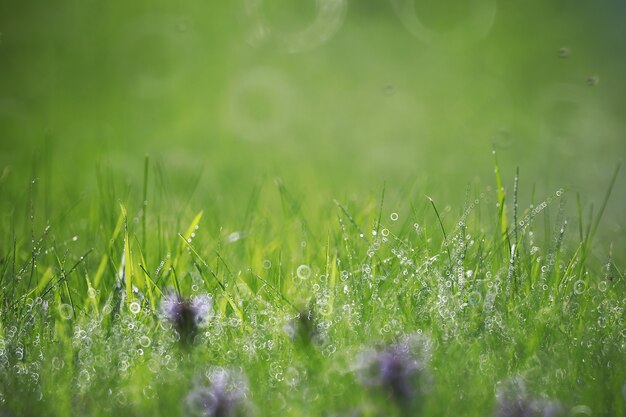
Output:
161,292,213,344
495,378,564,417
185,368,252,417
356,335,431,410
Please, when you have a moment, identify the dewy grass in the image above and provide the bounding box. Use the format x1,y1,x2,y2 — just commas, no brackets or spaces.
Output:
0,160,624,417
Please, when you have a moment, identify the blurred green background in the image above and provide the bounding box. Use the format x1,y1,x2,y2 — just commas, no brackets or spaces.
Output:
0,0,624,253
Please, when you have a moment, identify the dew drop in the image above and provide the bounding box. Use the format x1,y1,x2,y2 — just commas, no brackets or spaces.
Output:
58,304,73,320
468,291,482,305
78,369,90,384
139,335,151,348
296,264,311,280
129,302,141,315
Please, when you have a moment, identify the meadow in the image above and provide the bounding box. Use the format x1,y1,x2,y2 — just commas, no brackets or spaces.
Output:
1,1,625,416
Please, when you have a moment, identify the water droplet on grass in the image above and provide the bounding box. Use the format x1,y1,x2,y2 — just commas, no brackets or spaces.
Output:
390,213,399,221
139,335,151,347
225,231,243,243
78,369,90,384
58,304,73,320
51,357,64,370
574,280,587,295
129,302,141,315
468,291,482,305
297,264,311,280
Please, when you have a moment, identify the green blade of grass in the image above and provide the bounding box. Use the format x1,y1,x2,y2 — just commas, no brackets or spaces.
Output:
493,149,508,243
120,204,133,303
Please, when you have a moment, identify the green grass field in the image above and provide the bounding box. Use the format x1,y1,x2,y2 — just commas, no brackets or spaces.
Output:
1,1,625,416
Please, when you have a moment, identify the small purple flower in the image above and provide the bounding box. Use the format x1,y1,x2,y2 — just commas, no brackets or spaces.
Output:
495,399,563,417
356,336,431,409
161,292,213,344
495,378,564,417
185,368,252,417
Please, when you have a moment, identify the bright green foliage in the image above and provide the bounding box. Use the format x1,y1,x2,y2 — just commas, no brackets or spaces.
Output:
0,161,623,417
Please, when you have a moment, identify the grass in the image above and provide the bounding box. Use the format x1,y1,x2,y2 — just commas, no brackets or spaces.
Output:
1,2,625,415
0,156,623,417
